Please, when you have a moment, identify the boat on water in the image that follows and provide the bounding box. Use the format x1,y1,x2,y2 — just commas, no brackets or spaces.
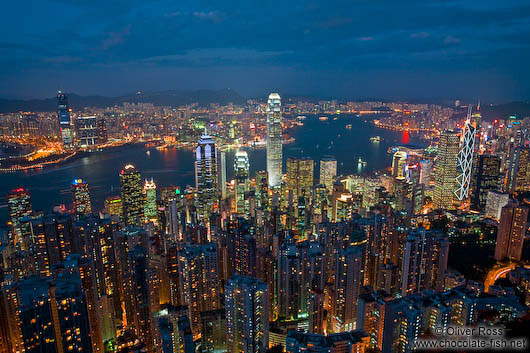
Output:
346,124,352,129
297,115,307,120
146,150,151,156
370,136,381,142
358,157,367,166
319,116,328,121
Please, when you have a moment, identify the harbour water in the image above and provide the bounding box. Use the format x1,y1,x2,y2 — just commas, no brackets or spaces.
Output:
0,115,422,222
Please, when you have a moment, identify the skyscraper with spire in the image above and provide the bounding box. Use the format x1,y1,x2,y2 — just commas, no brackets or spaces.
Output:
266,93,282,188
57,91,73,149
195,135,218,222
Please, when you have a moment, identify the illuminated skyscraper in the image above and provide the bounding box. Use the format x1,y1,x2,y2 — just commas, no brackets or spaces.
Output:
471,155,500,210
57,91,73,149
225,275,269,353
7,187,32,250
120,164,144,226
419,160,433,186
391,151,408,179
143,178,158,224
195,135,218,222
266,93,282,188
433,130,459,209
286,157,314,200
71,179,92,215
234,150,250,215
104,195,123,221
319,155,337,192
76,116,98,147
455,107,476,201
494,201,529,261
506,146,530,192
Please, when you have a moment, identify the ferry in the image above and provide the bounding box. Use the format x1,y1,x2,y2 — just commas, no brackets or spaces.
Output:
369,136,381,142
296,115,307,121
346,124,352,129
358,157,367,166
319,116,328,121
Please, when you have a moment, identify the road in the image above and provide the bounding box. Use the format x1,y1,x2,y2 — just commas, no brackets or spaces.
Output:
484,263,530,292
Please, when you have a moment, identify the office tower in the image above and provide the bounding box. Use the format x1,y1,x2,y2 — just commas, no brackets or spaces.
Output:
97,117,107,144
333,245,364,332
57,91,73,148
155,308,195,353
104,195,123,221
299,241,325,317
144,178,158,224
120,164,144,226
178,243,220,335
286,157,314,200
494,202,529,261
419,160,433,186
7,187,32,250
320,156,337,192
472,155,501,210
255,170,269,210
71,179,92,215
216,151,227,200
506,146,530,192
234,150,250,214
200,309,227,353
225,275,269,353
455,107,476,200
195,135,219,222
266,93,283,188
485,191,509,221
285,330,368,353
392,151,408,179
76,116,98,147
401,228,449,296
433,130,459,209
227,218,256,277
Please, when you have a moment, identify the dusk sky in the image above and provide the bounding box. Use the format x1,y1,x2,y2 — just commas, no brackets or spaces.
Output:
2,0,530,101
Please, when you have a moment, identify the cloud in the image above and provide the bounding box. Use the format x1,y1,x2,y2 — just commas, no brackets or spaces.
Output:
101,24,131,50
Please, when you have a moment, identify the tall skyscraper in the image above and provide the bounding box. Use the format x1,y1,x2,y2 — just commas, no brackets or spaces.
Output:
506,146,530,192
143,178,158,224
234,150,250,215
392,151,408,179
7,187,32,250
319,155,337,192
195,135,218,222
76,116,98,147
433,130,459,209
57,91,73,149
471,155,500,210
96,117,107,144
286,330,368,353
286,157,314,200
71,179,92,215
485,191,509,221
494,202,529,261
120,164,144,226
455,107,476,201
266,93,282,188
225,275,269,353
419,160,433,186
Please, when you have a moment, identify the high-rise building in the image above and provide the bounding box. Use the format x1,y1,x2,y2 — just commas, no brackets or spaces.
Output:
319,156,337,192
285,330,368,353
286,157,314,201
419,160,433,186
266,93,283,188
178,243,220,336
392,151,408,179
120,164,144,226
225,275,269,353
76,116,98,147
71,179,92,215
218,150,227,200
7,187,32,250
433,130,459,209
401,228,449,296
485,191,509,221
57,91,73,149
97,117,108,144
234,150,250,215
472,155,500,210
494,202,529,261
104,195,123,221
195,135,218,222
143,178,158,224
455,108,476,200
506,146,530,192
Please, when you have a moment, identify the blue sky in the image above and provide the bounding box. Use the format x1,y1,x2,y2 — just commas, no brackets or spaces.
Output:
1,0,530,101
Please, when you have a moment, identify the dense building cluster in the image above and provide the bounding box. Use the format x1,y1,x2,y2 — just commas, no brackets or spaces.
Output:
0,93,529,353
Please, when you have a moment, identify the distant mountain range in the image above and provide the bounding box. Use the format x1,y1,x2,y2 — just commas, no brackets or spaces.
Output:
1,89,529,122
0,89,247,113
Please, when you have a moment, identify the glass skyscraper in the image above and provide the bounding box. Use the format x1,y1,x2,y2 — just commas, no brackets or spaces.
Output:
266,93,282,188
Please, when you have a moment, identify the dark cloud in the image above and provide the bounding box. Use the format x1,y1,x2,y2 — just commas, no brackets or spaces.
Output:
0,0,529,101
